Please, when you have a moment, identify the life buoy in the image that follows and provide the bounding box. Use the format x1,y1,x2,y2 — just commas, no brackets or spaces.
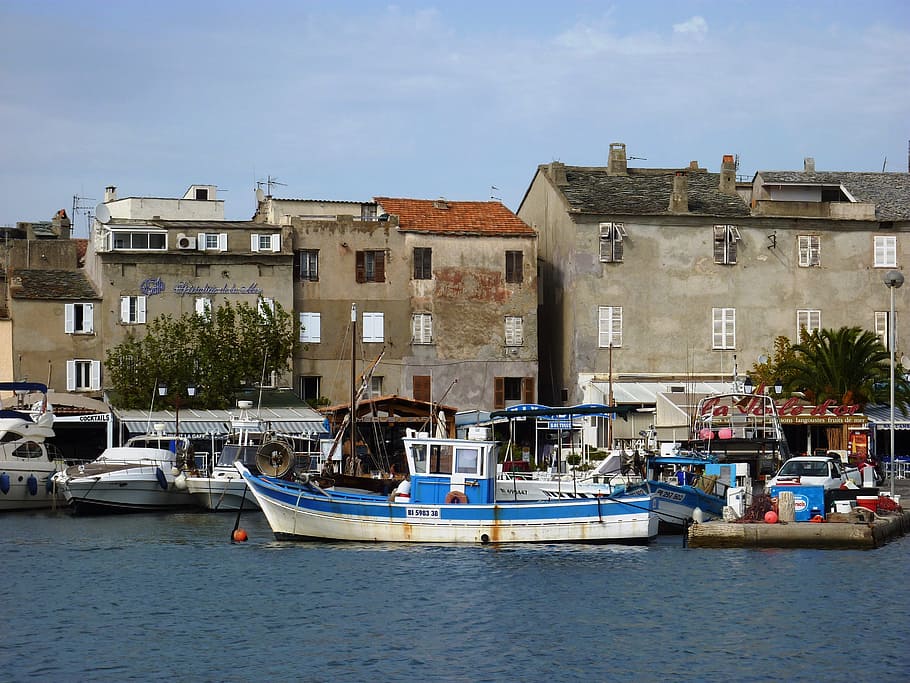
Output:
445,490,468,504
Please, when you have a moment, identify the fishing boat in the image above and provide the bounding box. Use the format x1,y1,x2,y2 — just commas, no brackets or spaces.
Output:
185,401,321,511
0,382,64,511
237,429,658,544
53,425,196,513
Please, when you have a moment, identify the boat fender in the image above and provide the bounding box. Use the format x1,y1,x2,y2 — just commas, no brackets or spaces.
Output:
174,472,188,490
27,474,38,496
46,474,55,493
0,472,9,494
155,467,168,490
444,490,468,504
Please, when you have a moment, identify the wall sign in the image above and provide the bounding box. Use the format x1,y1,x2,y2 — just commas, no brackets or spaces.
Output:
139,277,263,297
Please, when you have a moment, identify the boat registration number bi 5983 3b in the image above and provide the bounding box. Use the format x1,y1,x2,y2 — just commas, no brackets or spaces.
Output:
406,507,440,520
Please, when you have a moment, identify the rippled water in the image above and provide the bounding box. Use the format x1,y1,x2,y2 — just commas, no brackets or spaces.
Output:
2,509,909,682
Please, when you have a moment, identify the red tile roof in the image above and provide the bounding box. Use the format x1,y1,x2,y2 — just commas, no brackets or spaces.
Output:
374,197,535,237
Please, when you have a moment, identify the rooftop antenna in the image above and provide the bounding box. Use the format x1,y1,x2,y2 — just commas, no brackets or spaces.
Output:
72,194,96,237
256,175,286,197
882,156,888,172
627,155,647,161
490,185,501,201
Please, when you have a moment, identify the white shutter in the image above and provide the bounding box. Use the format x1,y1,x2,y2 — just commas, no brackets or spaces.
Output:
137,296,147,323
270,234,281,252
195,297,211,317
65,304,75,333
84,303,94,334
198,233,207,250
66,360,76,391
251,234,260,252
90,361,101,390
299,312,321,342
120,297,130,323
218,233,228,252
362,312,384,342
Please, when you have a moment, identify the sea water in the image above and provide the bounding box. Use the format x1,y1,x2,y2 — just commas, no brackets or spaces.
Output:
2,509,909,682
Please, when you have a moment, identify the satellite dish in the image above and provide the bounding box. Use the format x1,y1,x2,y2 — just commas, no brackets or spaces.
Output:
255,188,265,203
95,203,111,224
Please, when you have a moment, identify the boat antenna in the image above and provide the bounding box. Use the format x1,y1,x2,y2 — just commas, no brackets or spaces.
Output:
257,351,268,417
147,378,160,434
349,303,357,474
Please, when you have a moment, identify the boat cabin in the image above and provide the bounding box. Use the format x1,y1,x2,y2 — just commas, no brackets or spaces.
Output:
402,431,499,504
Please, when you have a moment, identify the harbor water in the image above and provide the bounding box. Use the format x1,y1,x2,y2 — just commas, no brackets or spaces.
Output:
3,509,909,682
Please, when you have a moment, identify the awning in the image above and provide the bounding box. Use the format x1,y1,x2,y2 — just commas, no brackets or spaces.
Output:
114,406,330,438
863,405,910,430
122,419,227,436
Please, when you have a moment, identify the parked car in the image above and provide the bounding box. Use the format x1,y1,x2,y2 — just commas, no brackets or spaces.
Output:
767,456,857,490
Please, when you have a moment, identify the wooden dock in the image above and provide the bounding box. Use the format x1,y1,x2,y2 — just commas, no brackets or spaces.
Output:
687,481,910,549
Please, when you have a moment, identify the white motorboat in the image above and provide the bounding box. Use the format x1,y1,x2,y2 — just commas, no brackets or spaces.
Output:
53,425,196,513
0,382,64,511
185,401,322,511
496,451,635,501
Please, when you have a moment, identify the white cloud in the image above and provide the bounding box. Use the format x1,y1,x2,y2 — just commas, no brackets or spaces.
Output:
673,16,708,40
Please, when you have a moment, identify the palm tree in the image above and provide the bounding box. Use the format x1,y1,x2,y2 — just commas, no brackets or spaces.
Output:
779,326,910,449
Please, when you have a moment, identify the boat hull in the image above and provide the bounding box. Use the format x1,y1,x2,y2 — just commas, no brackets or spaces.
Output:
59,466,196,513
240,466,657,544
186,473,260,511
0,461,63,511
627,481,725,530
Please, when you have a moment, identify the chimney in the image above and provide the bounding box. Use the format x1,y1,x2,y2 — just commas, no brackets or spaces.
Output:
719,154,737,194
607,142,628,176
804,157,816,173
668,171,689,214
52,209,71,239
547,161,568,186
105,185,117,202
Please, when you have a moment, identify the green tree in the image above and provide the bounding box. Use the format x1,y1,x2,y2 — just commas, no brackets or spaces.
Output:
749,335,800,390
105,299,297,409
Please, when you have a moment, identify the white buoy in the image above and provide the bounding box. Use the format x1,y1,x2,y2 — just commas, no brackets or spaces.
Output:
692,507,705,523
174,472,188,490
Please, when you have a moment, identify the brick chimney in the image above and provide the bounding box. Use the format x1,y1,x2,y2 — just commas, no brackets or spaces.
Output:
804,157,816,173
607,142,628,176
668,171,689,213
547,161,568,186
52,209,71,239
719,154,737,194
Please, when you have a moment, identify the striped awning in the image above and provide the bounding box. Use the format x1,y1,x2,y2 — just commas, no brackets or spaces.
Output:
114,406,329,438
863,405,910,430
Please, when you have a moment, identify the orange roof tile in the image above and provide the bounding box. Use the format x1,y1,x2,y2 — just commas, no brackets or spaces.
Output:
374,197,535,237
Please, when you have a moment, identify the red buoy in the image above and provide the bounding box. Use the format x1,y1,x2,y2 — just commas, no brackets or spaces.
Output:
232,528,248,543
764,511,778,524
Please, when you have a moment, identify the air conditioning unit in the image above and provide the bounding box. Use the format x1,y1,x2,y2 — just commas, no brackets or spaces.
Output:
176,233,196,250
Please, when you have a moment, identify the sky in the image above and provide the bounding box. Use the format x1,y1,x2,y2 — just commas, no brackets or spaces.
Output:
1,0,908,236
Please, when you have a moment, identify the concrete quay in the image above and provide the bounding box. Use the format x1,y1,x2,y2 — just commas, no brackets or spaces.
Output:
686,480,910,550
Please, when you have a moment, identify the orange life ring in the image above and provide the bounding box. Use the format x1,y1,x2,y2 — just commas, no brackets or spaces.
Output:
445,490,468,504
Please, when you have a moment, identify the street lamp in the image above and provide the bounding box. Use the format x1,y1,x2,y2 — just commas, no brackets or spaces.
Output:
157,384,196,437
884,269,904,499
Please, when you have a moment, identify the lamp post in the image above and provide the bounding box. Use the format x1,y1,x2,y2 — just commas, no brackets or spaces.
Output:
884,269,904,499
157,384,197,438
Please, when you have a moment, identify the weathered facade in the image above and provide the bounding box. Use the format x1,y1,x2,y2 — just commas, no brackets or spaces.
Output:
518,144,910,449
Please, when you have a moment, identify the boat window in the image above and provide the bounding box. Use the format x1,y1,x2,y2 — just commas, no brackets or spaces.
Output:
1,431,25,443
12,442,43,459
429,445,453,474
454,447,480,474
411,444,428,473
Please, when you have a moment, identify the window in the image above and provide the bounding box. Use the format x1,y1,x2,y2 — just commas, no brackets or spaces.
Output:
299,312,321,343
64,303,94,334
797,309,821,337
412,313,433,344
712,307,736,349
413,247,432,280
295,250,319,281
120,296,147,324
198,233,227,251
875,311,890,350
454,447,480,474
194,297,212,318
505,316,523,346
298,375,321,404
494,376,535,409
874,235,897,267
356,250,386,282
361,204,378,221
362,312,384,343
713,225,741,265
598,306,622,347
110,230,166,251
251,234,281,252
258,297,275,318
194,188,209,200
66,360,100,391
413,375,431,403
505,251,523,283
370,376,383,397
599,222,626,263
798,235,820,267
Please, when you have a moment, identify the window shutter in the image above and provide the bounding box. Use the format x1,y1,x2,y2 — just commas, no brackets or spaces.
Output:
90,361,101,390
727,229,738,263
251,234,260,252
413,375,431,403
198,233,207,250
293,251,302,281
120,297,130,323
65,304,75,333
356,251,365,282
494,377,505,409
66,360,76,391
363,312,384,342
270,234,281,252
375,252,386,282
218,233,228,252
713,226,727,263
613,229,624,262
522,377,535,405
84,304,94,333
137,296,147,323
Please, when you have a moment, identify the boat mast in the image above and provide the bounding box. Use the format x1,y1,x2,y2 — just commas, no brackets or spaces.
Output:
607,342,614,450
349,303,357,475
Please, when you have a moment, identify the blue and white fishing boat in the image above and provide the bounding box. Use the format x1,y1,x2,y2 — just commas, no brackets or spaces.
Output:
237,430,658,544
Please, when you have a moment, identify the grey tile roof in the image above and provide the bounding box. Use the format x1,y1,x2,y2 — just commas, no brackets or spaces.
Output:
10,270,99,300
559,167,750,217
757,171,910,221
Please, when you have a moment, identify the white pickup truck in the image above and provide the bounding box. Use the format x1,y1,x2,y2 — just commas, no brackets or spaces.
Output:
767,455,863,490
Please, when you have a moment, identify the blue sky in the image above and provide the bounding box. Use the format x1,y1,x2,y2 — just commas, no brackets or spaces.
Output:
2,0,908,235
